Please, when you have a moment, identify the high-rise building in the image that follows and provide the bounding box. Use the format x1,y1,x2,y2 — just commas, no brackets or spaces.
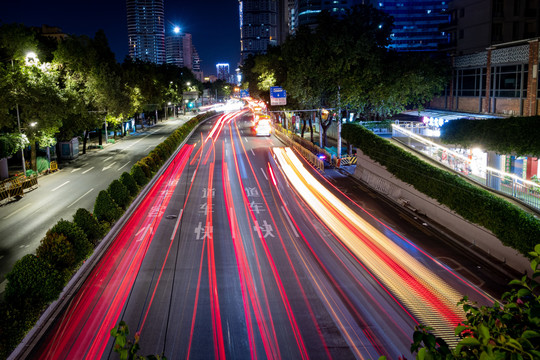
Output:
126,0,166,64
373,1,449,52
216,63,230,81
239,0,281,61
165,27,183,67
296,0,364,28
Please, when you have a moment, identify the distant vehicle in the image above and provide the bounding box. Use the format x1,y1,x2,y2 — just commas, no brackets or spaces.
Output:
254,117,272,136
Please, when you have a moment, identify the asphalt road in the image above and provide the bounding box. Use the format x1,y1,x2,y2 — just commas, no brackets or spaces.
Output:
29,111,514,359
0,116,194,293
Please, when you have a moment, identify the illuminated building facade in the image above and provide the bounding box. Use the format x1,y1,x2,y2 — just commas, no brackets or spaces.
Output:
127,0,166,64
216,63,230,81
239,0,280,60
373,1,449,52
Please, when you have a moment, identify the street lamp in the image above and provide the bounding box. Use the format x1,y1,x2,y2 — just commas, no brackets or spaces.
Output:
15,52,39,176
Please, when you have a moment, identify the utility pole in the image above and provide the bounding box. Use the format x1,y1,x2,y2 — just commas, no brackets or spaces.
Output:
337,85,342,161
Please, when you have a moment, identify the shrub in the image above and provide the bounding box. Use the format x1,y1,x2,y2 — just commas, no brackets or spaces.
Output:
48,219,93,264
108,179,131,209
131,164,148,186
135,160,152,179
5,254,64,305
148,151,162,168
73,208,104,245
36,233,76,272
0,301,42,359
94,190,123,223
120,172,139,196
141,156,158,172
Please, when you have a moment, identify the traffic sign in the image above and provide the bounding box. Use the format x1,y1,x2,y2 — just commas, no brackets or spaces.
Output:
270,86,286,106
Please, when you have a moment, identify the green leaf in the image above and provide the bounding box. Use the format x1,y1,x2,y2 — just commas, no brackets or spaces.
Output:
457,337,481,347
521,330,540,339
478,323,490,345
417,347,426,360
455,325,467,336
517,288,531,298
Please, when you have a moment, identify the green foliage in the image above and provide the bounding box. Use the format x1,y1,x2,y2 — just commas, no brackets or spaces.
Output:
135,160,152,178
411,245,540,359
0,133,26,158
73,207,104,245
36,232,76,272
342,123,540,257
111,321,167,360
36,156,50,173
148,151,162,169
441,116,540,157
131,164,149,186
93,190,123,223
120,172,139,196
48,219,92,264
0,301,42,359
108,179,131,209
5,254,64,305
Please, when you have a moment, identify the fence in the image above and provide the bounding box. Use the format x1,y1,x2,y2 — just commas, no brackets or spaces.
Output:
0,175,38,204
274,125,325,172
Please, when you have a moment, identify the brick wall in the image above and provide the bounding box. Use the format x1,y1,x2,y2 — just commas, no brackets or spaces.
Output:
525,40,539,116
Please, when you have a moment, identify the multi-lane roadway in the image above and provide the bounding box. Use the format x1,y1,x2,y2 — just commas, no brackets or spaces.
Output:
28,110,508,359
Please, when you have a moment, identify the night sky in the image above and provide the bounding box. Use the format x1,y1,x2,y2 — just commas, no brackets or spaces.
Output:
1,0,241,76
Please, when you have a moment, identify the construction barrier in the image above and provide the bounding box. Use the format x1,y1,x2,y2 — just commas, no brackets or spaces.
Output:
336,155,357,167
0,174,38,203
50,160,58,172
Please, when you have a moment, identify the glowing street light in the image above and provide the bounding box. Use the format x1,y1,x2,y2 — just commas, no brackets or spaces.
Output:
173,26,180,34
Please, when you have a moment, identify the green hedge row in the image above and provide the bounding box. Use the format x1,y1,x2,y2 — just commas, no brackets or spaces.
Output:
342,123,540,257
440,116,540,156
0,111,215,359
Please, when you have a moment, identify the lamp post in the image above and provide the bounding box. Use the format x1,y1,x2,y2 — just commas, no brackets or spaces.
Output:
13,52,38,176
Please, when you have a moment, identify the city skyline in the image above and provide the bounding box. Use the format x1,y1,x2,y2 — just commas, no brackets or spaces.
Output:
0,0,239,75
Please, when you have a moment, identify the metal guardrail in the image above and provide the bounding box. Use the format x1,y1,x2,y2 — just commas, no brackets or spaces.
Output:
274,126,325,172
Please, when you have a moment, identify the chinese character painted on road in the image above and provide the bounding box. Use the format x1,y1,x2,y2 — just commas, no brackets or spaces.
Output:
254,220,275,238
250,201,264,214
199,203,214,214
202,187,215,198
245,187,259,197
194,222,213,240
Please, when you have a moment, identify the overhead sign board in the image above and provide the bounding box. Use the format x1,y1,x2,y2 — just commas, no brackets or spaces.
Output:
240,89,250,98
270,86,286,106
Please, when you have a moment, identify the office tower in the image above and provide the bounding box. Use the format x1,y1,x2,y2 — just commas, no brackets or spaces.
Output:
296,0,364,28
239,0,281,61
126,0,166,64
373,1,449,52
216,63,230,81
165,27,183,67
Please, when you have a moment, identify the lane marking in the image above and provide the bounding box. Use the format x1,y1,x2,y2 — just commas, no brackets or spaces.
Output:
145,145,152,151
51,181,70,192
260,168,268,180
104,156,113,162
118,161,131,171
82,166,94,174
102,162,117,171
159,136,164,141
281,205,299,237
251,149,255,156
3,203,32,220
191,172,196,183
71,168,82,173
67,188,94,208
244,138,248,142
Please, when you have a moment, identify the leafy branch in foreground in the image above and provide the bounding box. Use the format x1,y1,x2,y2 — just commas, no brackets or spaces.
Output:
410,244,540,359
110,321,167,360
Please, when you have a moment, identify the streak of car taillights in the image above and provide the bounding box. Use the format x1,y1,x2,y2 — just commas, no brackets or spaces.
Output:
39,145,194,359
272,147,466,343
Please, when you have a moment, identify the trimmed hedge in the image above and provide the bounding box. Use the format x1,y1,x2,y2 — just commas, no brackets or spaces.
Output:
36,233,76,273
93,190,122,223
108,179,131,209
342,123,540,257
48,220,93,264
5,254,64,305
440,116,540,156
131,164,149,186
120,172,139,196
73,208,104,245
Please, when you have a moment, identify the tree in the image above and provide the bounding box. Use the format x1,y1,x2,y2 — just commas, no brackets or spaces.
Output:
73,208,104,245
410,244,540,359
94,190,123,223
48,219,93,264
36,232,76,273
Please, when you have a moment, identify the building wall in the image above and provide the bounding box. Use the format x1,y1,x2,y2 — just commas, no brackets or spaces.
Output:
239,0,279,60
